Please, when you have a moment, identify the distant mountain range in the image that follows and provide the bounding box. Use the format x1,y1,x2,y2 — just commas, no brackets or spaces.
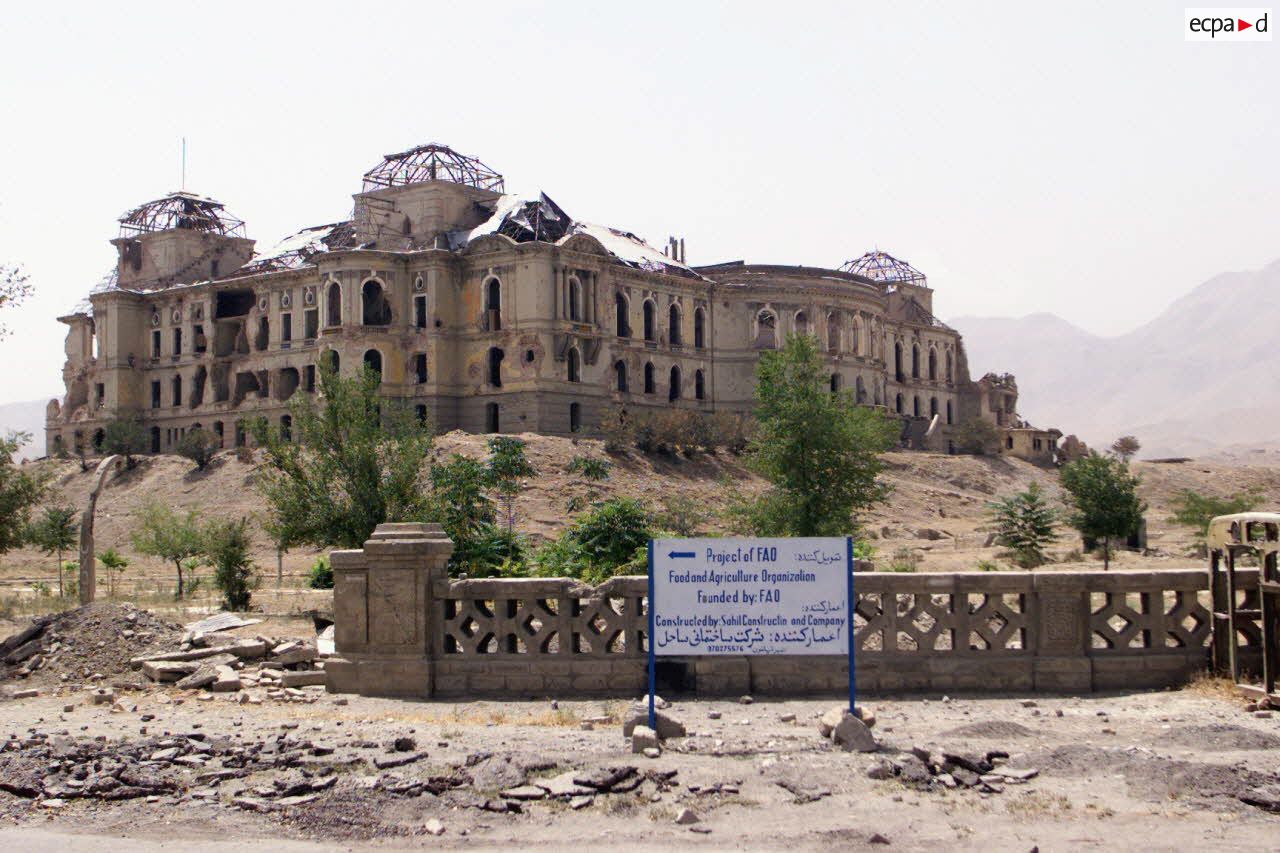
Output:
952,258,1280,459
0,398,48,461
4,260,1276,462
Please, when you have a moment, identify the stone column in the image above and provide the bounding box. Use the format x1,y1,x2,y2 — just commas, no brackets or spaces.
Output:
325,522,453,698
1031,573,1092,691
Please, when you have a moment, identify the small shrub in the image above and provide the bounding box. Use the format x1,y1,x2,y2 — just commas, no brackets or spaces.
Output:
885,547,920,573
176,428,220,471
61,560,78,598
235,445,255,464
566,456,611,481
599,405,634,454
976,559,1001,572
656,494,707,537
308,555,334,589
534,498,653,584
953,418,1001,456
31,580,51,597
97,548,129,597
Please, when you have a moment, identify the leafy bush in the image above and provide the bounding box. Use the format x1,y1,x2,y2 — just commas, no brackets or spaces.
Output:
103,416,148,469
131,500,203,599
655,494,707,537
203,517,257,611
1168,488,1262,544
976,559,1001,572
598,405,633,454
952,418,1001,456
176,428,220,471
62,560,78,598
97,548,129,597
450,524,529,578
534,498,653,584
566,456,611,481
308,555,334,589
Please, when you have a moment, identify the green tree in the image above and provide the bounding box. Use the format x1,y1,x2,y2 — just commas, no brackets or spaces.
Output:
1058,454,1146,570
130,500,204,598
176,428,220,471
203,517,257,611
953,417,1001,456
27,504,79,597
986,482,1058,568
1110,435,1141,462
739,334,896,537
97,547,129,598
307,555,334,589
0,431,48,554
103,415,148,469
1168,488,1263,547
0,264,32,340
251,364,434,549
486,437,535,533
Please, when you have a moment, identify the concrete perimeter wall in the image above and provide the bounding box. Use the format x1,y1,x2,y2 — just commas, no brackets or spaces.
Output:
325,523,1259,699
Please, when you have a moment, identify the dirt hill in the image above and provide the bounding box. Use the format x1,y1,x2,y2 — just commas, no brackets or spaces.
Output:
3,432,1280,596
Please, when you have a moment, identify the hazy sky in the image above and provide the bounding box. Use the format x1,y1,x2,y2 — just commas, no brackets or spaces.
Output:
0,0,1275,404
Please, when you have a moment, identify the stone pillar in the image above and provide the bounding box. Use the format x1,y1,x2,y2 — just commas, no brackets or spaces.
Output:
1031,573,1092,691
324,522,453,698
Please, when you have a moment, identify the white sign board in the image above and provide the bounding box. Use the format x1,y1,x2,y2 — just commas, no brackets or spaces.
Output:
650,537,850,656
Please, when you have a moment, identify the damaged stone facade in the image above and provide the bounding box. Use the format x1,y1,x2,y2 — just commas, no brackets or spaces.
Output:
46,143,1058,464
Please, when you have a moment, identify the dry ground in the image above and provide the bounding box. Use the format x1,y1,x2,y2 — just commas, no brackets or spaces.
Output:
4,434,1279,604
1,674,1278,851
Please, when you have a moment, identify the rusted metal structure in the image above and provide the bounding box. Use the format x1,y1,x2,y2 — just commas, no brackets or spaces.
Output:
118,192,247,238
361,143,505,193
1208,512,1280,704
840,250,928,286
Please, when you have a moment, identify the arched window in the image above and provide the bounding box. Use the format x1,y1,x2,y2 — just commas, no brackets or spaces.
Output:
615,293,630,337
568,278,582,322
567,347,580,382
643,300,656,342
569,402,581,433
794,310,809,337
485,278,501,331
856,376,867,403
946,400,954,425
754,310,777,349
894,393,903,414
695,369,705,400
912,344,920,379
487,347,504,387
326,280,341,327
894,342,904,382
913,396,921,417
669,365,682,401
928,347,937,381
615,360,628,392
644,362,655,394
830,373,841,393
668,303,682,345
930,396,938,418
363,348,382,380
851,319,861,355
361,280,391,326
827,312,840,353
693,307,706,349
945,351,953,383
324,349,340,375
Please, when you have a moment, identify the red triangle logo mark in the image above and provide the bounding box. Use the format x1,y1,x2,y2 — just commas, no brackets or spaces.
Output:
1239,18,1253,30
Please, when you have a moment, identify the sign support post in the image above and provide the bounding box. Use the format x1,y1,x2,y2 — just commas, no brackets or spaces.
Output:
846,536,857,715
647,540,656,732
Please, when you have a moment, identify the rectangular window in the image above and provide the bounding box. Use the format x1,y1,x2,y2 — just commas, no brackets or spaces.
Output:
150,381,161,409
173,328,182,357
282,314,293,343
94,383,105,408
304,309,318,340
303,365,316,392
193,324,206,353
151,330,161,358
414,295,427,329
414,353,427,384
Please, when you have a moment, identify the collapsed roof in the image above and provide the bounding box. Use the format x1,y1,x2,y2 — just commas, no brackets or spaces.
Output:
362,143,505,193
240,222,357,274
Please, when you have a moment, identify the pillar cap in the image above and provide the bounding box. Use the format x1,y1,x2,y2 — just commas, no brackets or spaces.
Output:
368,522,447,541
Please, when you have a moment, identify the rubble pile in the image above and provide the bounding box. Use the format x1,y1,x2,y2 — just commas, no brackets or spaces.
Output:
1,604,183,684
134,633,327,698
866,745,1039,795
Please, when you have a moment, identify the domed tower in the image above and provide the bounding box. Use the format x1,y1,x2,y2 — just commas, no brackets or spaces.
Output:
841,250,933,314
111,192,254,289
353,143,505,249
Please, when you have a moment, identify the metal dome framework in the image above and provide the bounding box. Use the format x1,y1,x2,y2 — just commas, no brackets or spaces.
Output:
362,143,505,193
117,192,246,238
840,250,927,285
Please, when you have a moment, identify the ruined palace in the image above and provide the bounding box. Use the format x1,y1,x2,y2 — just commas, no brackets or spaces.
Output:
46,143,1058,463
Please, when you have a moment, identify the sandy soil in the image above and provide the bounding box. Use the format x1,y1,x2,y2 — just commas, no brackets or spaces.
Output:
1,677,1278,851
